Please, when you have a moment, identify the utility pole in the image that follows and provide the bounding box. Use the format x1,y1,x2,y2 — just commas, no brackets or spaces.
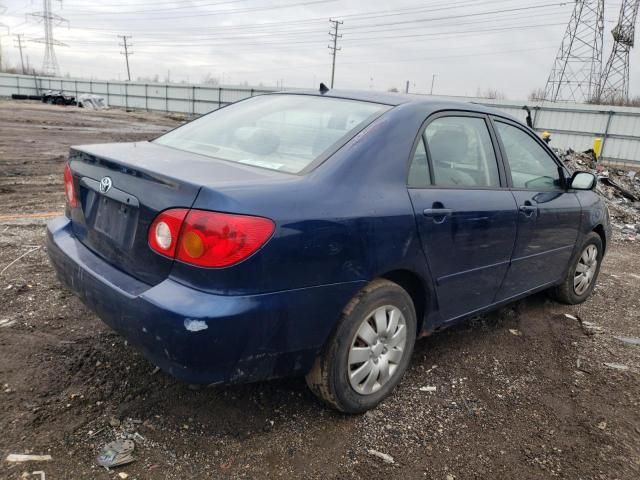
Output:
14,34,26,73
328,18,342,89
28,0,69,76
118,35,132,81
405,80,409,94
430,74,437,95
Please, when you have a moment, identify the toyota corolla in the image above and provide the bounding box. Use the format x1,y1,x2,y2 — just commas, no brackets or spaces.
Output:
47,90,611,413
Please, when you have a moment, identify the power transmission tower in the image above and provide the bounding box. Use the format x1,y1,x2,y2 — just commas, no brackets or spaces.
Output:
14,34,26,73
328,18,342,89
28,0,68,76
597,0,640,103
544,0,605,102
118,35,133,81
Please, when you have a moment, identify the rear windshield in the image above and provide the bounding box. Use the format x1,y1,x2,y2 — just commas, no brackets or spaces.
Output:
154,94,390,173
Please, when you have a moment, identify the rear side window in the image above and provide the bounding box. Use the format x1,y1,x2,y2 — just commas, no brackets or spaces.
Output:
424,117,500,188
155,94,389,174
495,121,562,190
408,137,430,188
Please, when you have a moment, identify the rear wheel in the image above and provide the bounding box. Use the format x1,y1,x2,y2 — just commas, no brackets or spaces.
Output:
305,279,417,413
553,232,603,304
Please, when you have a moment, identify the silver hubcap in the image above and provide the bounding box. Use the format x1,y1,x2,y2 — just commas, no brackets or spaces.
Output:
574,244,598,295
348,305,407,395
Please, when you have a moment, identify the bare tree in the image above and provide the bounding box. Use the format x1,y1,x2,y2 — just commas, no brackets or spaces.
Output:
528,88,546,101
476,88,507,100
201,73,220,86
590,94,640,107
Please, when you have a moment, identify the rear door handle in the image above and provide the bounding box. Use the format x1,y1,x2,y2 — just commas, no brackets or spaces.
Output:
423,208,453,217
423,208,453,224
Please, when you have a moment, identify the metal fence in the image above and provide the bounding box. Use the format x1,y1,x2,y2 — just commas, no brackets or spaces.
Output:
0,72,273,116
467,99,640,168
2,72,640,166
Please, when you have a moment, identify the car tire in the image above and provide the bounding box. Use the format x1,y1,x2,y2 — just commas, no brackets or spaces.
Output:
305,279,417,413
552,232,603,305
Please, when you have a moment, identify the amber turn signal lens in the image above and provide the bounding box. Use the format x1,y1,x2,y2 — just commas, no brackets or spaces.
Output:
182,230,205,258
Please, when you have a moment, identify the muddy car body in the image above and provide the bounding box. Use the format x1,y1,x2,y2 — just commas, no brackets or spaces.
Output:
47,90,611,412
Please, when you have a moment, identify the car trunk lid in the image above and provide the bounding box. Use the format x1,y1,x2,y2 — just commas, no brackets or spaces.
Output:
67,141,286,286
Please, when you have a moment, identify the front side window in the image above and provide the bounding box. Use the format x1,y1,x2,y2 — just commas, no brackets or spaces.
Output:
495,121,562,190
424,116,500,188
155,94,389,174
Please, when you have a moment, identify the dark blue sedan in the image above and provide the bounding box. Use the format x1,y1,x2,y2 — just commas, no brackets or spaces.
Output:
47,90,611,413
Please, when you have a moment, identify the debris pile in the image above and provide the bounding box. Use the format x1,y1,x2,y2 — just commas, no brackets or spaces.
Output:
78,93,108,110
557,149,640,241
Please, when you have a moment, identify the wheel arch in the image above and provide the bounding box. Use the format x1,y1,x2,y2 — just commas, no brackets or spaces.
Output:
379,269,429,333
592,224,607,253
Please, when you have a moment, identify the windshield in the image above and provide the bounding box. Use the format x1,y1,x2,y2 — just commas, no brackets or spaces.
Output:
154,94,390,174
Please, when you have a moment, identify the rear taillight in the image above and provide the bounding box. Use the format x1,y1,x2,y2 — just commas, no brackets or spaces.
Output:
148,208,189,258
148,209,275,268
64,163,78,208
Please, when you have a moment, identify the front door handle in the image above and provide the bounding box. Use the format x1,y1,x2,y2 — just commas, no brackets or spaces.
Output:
423,208,453,224
519,205,536,217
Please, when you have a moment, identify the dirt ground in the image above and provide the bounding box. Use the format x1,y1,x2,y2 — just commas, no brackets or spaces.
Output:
1,100,639,480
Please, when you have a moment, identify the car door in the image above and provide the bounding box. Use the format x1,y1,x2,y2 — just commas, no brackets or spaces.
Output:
491,118,582,301
407,113,518,321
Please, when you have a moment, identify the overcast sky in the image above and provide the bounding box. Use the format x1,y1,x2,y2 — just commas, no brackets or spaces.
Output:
1,0,638,99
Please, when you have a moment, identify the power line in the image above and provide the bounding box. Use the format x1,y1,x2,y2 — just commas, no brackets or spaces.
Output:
61,0,337,19
16,0,546,35
118,34,132,81
58,0,466,17
63,0,268,9
79,3,570,43
340,2,568,31
49,4,572,48
55,20,570,50
328,18,342,88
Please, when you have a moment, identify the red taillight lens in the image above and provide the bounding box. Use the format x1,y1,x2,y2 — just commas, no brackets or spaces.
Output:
177,210,275,267
148,209,274,268
64,163,78,208
148,208,189,258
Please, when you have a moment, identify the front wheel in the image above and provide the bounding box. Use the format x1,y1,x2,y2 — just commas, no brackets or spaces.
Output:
305,279,417,413
552,232,603,304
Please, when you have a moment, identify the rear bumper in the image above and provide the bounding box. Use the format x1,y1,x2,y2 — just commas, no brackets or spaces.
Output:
47,217,364,385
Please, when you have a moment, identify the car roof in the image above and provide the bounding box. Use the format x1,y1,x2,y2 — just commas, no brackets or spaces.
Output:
277,88,520,122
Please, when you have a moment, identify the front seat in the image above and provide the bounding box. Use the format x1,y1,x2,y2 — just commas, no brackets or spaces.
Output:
428,129,476,187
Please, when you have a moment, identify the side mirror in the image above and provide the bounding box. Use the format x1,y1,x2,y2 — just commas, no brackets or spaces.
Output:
569,171,597,190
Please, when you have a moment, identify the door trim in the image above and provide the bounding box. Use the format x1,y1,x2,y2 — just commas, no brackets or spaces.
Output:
509,243,574,264
436,259,511,286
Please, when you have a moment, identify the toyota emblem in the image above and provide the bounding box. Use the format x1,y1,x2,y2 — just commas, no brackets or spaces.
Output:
99,177,112,194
